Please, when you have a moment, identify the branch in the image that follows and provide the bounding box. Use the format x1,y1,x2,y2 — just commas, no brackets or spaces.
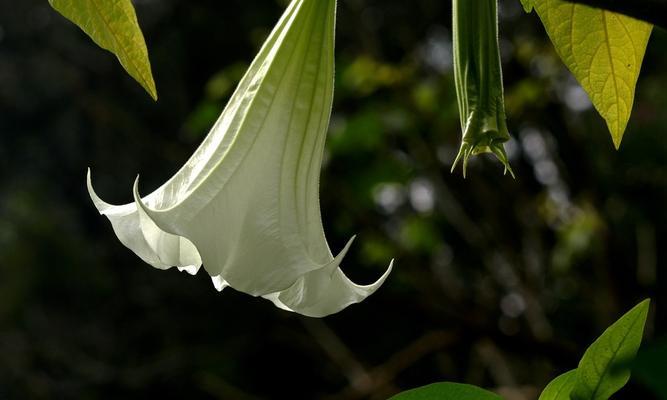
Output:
564,0,667,30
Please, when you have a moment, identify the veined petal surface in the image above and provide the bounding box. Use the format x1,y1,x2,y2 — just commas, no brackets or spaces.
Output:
88,0,392,317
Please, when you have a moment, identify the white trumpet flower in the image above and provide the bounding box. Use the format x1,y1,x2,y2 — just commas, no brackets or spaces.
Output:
87,0,392,317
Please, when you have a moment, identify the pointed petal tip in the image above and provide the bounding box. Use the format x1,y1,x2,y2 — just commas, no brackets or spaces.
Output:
451,143,472,178
178,264,200,275
86,168,94,192
299,258,394,318
331,235,357,261
450,143,465,175
350,257,394,291
85,168,98,197
379,258,394,283
131,175,158,219
507,167,516,179
211,275,229,292
502,161,516,179
86,167,114,213
489,142,516,179
131,175,147,209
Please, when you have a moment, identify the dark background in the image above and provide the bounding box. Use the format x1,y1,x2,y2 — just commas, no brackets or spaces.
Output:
0,0,665,399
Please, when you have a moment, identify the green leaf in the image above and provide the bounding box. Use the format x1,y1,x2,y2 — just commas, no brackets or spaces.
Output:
571,299,651,400
389,382,502,400
520,0,534,12
532,1,652,148
538,370,577,400
49,0,158,100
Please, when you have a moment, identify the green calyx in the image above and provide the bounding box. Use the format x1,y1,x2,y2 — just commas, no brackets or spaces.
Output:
452,0,514,178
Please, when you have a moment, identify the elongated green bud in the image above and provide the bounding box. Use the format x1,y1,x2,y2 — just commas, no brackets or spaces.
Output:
452,0,514,178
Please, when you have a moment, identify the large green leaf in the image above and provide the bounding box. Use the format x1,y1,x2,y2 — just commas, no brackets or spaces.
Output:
571,299,650,400
49,0,157,100
538,369,577,400
389,382,502,400
528,0,652,148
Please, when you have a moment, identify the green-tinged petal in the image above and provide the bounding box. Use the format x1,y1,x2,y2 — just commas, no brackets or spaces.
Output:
87,169,201,274
452,0,514,176
88,0,391,317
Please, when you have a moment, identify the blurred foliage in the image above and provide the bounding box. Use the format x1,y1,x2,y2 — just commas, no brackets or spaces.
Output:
628,339,667,399
0,0,665,399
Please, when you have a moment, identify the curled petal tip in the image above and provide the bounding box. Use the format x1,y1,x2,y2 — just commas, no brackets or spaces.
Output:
369,259,394,289
490,143,515,179
450,143,466,175
131,175,158,219
505,165,516,179
86,167,94,191
131,175,147,209
86,168,114,213
211,275,229,292
178,264,200,275
330,236,357,268
452,141,515,178
451,143,472,178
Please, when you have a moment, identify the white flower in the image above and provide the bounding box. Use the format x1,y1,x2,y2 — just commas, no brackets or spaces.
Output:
87,0,392,317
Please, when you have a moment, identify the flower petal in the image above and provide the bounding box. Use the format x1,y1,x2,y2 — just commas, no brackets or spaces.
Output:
87,169,202,273
264,238,394,317
130,0,339,296
88,0,392,317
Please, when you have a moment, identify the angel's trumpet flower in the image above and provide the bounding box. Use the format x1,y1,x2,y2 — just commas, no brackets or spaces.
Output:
87,0,392,317
452,0,514,177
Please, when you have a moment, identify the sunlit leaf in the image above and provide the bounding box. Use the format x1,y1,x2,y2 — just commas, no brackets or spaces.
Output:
529,1,652,147
520,0,534,13
571,299,650,400
49,0,158,100
538,369,577,400
389,382,502,400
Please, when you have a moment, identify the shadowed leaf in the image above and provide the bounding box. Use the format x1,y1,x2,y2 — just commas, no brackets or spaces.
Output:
389,382,502,400
571,299,650,400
